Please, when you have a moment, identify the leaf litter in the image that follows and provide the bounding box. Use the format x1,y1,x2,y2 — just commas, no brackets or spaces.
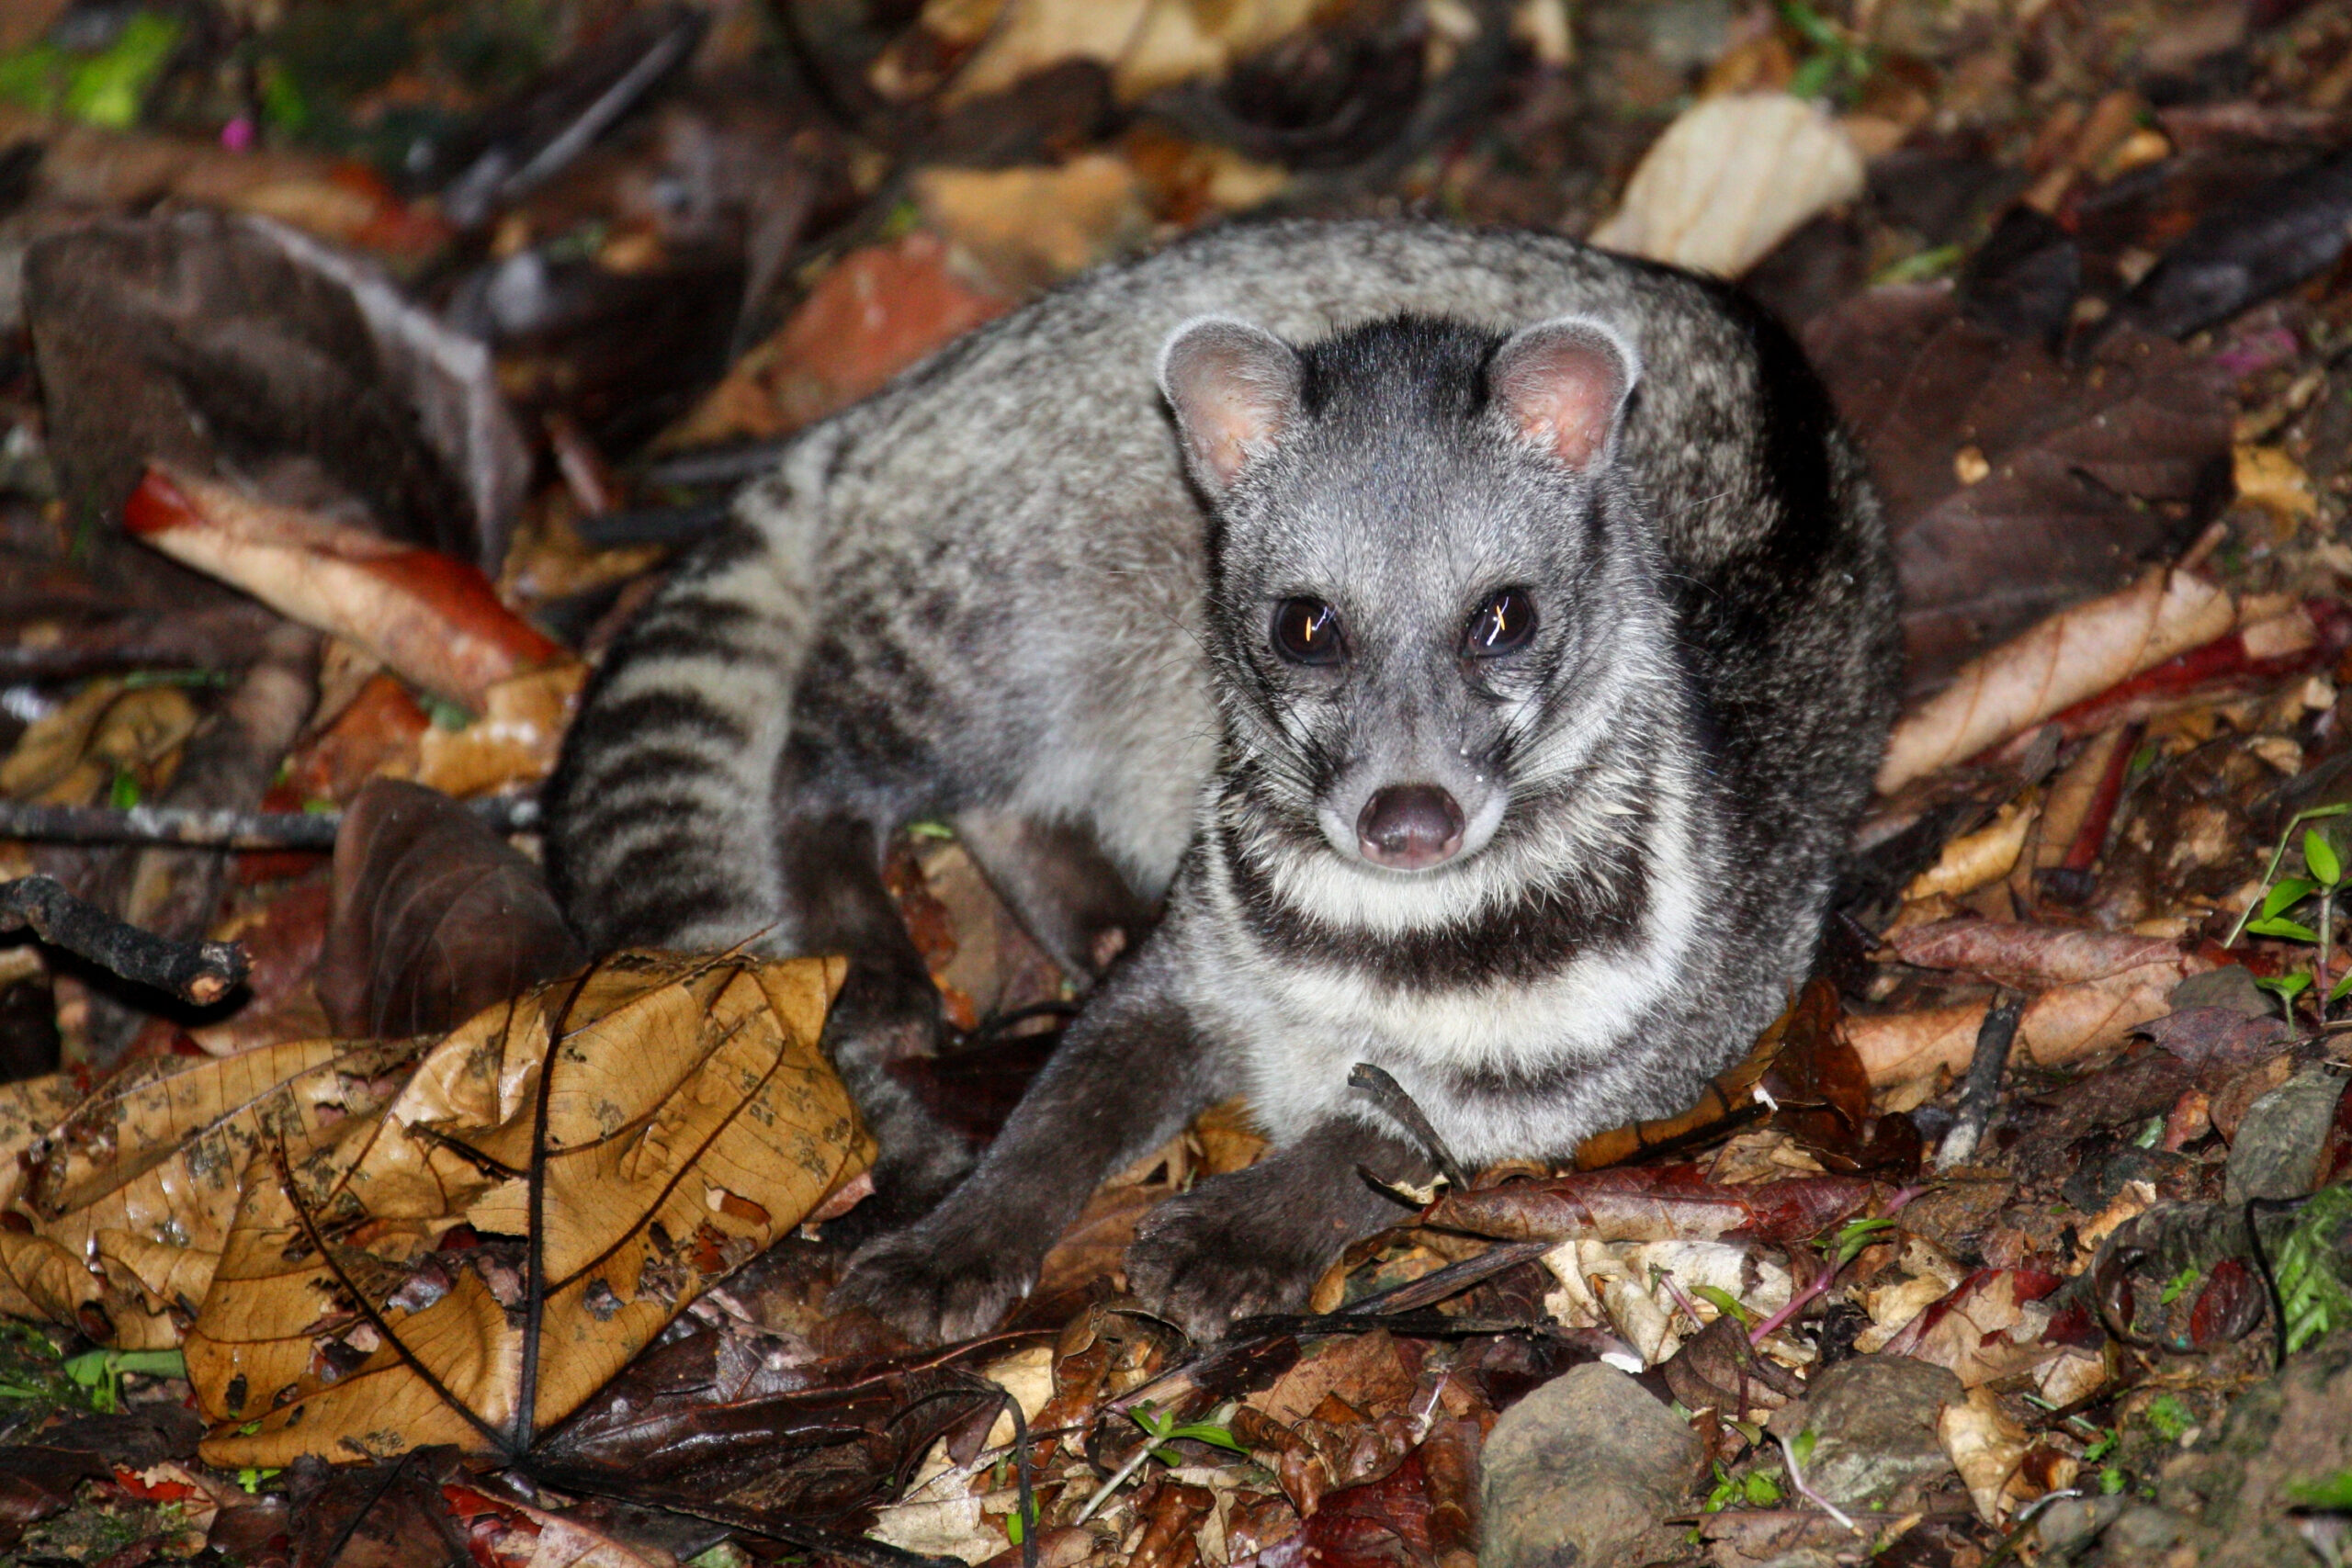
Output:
4,1,2352,1565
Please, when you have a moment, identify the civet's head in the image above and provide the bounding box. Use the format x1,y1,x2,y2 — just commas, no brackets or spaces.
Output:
1159,311,1648,875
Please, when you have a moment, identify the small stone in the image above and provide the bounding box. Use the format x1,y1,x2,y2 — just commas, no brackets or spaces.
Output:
1478,1363,1702,1568
1766,1354,1964,1513
2225,1066,2348,1205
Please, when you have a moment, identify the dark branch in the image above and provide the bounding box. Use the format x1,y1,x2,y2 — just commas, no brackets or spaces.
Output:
0,795,539,850
0,874,247,1005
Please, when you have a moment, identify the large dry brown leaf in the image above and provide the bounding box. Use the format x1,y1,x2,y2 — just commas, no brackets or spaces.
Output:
0,1039,423,1348
187,953,870,1468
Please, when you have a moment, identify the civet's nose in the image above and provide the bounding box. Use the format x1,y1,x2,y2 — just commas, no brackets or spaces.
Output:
1357,784,1465,870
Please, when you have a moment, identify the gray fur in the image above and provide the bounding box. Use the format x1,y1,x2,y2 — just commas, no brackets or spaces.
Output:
543,219,1901,1336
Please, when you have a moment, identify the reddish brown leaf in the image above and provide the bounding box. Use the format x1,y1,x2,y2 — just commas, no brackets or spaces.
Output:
1421,1169,1880,1246
2188,1258,2263,1348
125,468,567,712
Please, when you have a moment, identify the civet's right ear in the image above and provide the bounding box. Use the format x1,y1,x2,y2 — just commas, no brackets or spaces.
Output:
1158,317,1304,495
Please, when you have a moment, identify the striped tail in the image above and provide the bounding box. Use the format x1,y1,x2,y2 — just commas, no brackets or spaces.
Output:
543,462,821,956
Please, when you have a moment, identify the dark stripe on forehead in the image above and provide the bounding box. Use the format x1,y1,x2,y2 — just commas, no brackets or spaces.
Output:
1216,819,1648,991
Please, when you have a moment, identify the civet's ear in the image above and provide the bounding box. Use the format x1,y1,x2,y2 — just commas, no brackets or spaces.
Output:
1158,317,1304,494
1487,317,1641,472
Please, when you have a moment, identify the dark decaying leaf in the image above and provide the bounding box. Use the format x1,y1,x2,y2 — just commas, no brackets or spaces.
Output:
2114,146,2352,340
536,1327,1018,1523
285,1449,471,1568
2141,1005,2295,1068
24,210,526,581
1956,203,2080,346
1804,282,2229,692
316,778,583,1039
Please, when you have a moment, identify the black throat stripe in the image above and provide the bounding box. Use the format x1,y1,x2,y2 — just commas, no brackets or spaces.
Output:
1215,818,1650,992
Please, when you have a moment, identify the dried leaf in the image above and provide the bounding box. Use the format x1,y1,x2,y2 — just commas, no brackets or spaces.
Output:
944,0,1321,106
913,155,1152,293
1892,1268,2063,1388
124,467,570,712
1937,1385,2027,1525
1589,95,1864,278
317,779,584,1040
1890,918,2190,986
187,953,869,1466
409,663,586,798
1852,945,2213,1089
1902,796,2036,899
1879,565,2234,791
0,1039,423,1348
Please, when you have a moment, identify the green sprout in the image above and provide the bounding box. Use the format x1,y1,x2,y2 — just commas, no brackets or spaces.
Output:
2229,804,2352,1023
1072,1403,1246,1524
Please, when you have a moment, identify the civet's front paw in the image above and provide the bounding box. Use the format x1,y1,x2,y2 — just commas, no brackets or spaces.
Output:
833,1208,1039,1343
1125,1176,1339,1339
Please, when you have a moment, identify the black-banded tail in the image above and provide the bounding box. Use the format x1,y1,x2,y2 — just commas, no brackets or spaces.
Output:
543,457,825,955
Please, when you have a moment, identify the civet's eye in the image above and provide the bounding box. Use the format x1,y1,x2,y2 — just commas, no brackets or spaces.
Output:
1272,598,1345,664
1464,588,1537,657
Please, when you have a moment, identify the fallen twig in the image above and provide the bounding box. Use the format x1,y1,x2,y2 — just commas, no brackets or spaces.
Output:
1774,1428,1862,1536
0,795,539,850
0,874,247,1005
1937,990,2026,1170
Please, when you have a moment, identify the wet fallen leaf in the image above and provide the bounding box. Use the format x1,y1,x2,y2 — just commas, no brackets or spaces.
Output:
671,231,1014,446
1807,287,2231,695
124,467,571,713
1590,94,1863,278
187,953,869,1466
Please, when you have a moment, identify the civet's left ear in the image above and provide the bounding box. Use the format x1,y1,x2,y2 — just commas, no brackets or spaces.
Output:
1487,317,1642,471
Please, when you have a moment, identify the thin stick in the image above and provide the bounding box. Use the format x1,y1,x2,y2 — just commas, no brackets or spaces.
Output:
0,795,539,850
1937,989,2025,1171
1349,1061,1468,1190
1775,1429,1861,1535
0,874,247,1005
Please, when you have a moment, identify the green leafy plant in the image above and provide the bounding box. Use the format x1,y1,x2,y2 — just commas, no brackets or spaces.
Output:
2274,1182,2352,1356
61,1348,185,1415
2229,805,2352,1021
2159,1265,2200,1306
1073,1403,1246,1524
1778,0,1874,103
2143,1393,2194,1444
2288,1467,2352,1510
